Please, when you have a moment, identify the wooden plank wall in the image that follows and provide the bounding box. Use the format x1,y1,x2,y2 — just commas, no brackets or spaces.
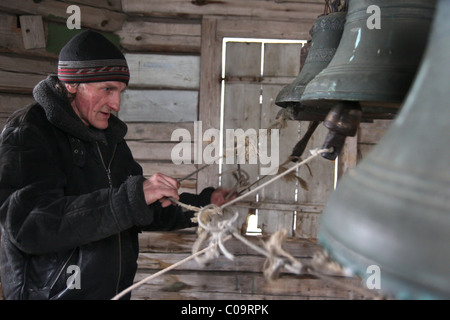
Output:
118,0,326,197
220,41,336,238
132,229,378,300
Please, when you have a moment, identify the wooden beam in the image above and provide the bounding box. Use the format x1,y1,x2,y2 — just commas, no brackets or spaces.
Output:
0,70,46,94
0,13,55,58
138,252,317,274
120,89,198,123
19,15,46,49
336,135,358,181
0,54,55,94
230,201,324,213
197,16,222,192
117,20,202,53
0,93,34,115
122,0,324,21
138,161,198,180
125,53,200,90
138,229,321,257
0,0,126,32
133,230,373,301
125,122,194,141
217,18,314,40
127,141,191,162
358,119,393,144
67,0,123,12
131,271,368,300
0,54,56,75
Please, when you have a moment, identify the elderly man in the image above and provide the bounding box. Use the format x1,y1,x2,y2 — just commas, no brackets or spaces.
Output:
0,30,233,300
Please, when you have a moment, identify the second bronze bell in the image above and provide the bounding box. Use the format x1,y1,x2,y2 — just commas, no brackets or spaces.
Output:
275,10,346,121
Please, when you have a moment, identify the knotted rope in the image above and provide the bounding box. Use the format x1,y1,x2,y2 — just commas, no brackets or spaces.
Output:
112,147,333,300
112,149,338,300
112,146,386,300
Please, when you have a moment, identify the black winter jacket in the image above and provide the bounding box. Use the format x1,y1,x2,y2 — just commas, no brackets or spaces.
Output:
0,76,213,300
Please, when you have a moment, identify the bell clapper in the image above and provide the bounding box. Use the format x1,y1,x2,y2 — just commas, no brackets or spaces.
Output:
321,101,362,160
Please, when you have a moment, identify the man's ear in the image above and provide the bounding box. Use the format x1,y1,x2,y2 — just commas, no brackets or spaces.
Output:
65,83,79,94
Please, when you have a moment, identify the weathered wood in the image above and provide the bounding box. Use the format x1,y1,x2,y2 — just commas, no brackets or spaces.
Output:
133,230,373,300
139,161,198,180
335,120,392,182
68,0,123,12
122,0,324,21
358,119,393,144
224,75,297,86
0,13,55,58
0,54,57,75
0,93,34,113
278,0,325,2
131,271,368,300
138,252,267,273
196,17,330,235
196,16,317,194
336,135,358,181
117,20,201,53
19,15,46,49
127,141,192,162
217,18,315,41
221,82,261,193
119,89,198,122
138,229,319,257
295,212,322,239
138,252,340,275
0,94,33,130
264,43,303,77
230,201,324,213
225,42,261,78
0,0,126,32
358,143,376,160
197,17,222,193
256,84,299,236
0,70,46,94
291,123,334,238
125,53,200,90
295,123,335,203
125,122,194,141
220,81,266,233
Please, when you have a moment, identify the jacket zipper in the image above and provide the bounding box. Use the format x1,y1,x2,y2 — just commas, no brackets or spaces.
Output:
95,142,122,295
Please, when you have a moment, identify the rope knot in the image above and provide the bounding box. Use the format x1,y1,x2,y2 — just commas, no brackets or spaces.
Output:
263,229,303,281
192,205,238,265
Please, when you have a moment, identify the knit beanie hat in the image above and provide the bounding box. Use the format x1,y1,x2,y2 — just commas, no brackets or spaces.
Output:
58,30,130,85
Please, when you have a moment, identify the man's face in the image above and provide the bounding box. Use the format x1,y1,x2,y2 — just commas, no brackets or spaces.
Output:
68,81,127,130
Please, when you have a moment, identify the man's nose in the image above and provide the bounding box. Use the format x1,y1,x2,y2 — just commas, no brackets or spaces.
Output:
108,92,121,112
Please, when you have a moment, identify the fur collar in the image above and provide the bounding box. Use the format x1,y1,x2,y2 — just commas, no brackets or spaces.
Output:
32,75,127,144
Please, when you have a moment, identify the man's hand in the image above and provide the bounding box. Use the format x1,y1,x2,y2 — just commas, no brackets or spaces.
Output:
142,173,180,207
210,187,238,207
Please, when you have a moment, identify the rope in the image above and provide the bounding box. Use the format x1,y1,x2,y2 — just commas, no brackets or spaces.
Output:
111,147,349,300
191,147,331,266
111,236,231,300
221,147,331,209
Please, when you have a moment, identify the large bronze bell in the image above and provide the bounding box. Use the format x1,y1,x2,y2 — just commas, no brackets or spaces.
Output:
275,11,346,121
301,0,436,118
299,0,436,160
318,0,450,299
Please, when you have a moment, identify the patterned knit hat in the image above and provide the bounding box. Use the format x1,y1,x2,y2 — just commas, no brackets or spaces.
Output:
58,30,130,85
